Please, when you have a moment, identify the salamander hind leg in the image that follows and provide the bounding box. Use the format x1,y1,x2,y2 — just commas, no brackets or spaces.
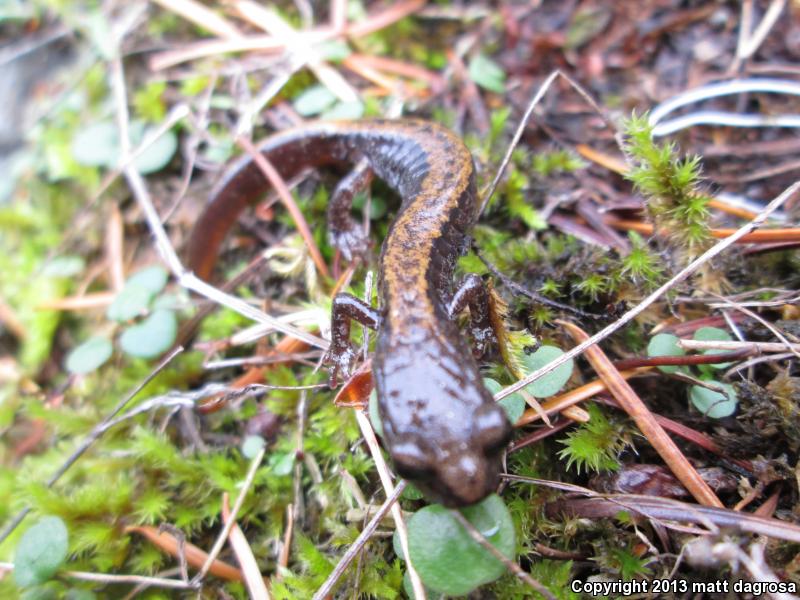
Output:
448,273,496,357
325,293,382,386
327,159,373,261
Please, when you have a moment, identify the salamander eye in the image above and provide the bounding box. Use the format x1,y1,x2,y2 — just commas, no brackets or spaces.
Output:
391,441,434,480
473,404,512,453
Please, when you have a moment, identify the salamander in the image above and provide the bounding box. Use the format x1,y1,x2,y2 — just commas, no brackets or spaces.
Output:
187,119,512,507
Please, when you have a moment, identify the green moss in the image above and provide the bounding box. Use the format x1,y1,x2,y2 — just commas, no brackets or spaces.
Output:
623,113,713,260
557,404,629,474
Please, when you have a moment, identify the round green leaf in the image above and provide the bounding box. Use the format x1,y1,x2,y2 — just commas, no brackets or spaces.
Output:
646,333,685,374
152,293,182,311
14,516,69,587
202,136,235,164
521,345,574,397
106,284,154,322
407,494,515,596
119,309,177,358
293,85,337,117
126,266,169,295
268,451,295,476
467,53,506,94
483,378,524,423
65,337,113,375
690,383,738,418
693,326,734,369
132,129,178,174
321,101,365,121
42,256,85,278
241,435,265,459
71,121,118,168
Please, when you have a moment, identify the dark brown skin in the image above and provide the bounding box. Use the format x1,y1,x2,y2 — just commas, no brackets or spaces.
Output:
187,119,512,507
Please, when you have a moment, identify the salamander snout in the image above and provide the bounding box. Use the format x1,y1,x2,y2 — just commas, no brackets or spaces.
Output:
441,403,513,505
390,403,512,507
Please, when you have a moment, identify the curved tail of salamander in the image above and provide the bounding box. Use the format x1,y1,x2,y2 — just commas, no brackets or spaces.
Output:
186,120,455,281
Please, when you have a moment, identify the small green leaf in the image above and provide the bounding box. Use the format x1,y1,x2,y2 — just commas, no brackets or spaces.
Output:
119,309,177,358
293,85,337,117
202,137,235,164
468,53,506,94
521,345,573,397
14,516,69,587
106,265,168,323
483,378,524,423
321,101,364,120
152,293,181,311
71,122,118,168
690,383,738,418
693,326,734,369
241,435,266,459
132,129,178,174
408,495,515,596
42,256,85,278
268,451,295,476
646,333,686,374
106,284,154,322
65,337,113,374
126,266,169,295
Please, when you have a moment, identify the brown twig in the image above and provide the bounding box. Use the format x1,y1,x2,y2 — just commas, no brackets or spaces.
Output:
558,320,724,508
612,348,752,370
605,216,800,244
221,493,271,599
126,525,242,582
191,444,266,585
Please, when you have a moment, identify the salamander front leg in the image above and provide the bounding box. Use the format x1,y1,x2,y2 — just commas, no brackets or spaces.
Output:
327,159,373,261
326,293,382,386
448,274,496,357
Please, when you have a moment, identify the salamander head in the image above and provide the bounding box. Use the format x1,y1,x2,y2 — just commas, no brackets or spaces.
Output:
387,401,512,507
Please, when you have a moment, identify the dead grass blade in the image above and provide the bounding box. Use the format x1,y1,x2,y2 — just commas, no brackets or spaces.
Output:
558,320,724,509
